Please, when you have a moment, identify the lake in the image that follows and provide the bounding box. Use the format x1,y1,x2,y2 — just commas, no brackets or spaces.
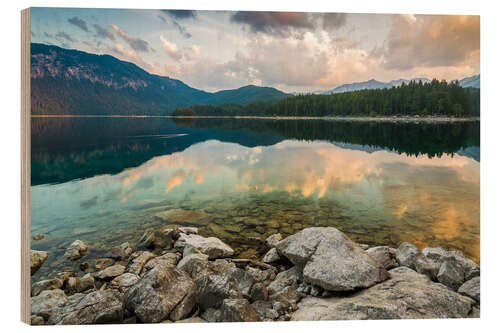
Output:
30,117,480,280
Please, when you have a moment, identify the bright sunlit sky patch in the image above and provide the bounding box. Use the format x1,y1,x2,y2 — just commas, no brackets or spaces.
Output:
30,8,479,93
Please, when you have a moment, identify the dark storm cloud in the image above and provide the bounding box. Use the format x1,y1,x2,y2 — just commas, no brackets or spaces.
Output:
230,11,314,37
67,16,89,32
230,11,347,37
322,13,347,31
161,10,197,20
110,25,151,52
55,31,75,43
93,24,115,40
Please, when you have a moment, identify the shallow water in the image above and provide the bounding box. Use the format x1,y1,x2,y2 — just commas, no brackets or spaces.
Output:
30,117,480,280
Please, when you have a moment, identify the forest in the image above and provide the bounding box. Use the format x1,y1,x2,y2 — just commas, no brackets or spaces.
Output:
172,80,480,118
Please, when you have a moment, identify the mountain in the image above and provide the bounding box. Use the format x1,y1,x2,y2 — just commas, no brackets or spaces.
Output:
207,85,291,105
316,78,431,95
458,74,480,88
30,43,290,115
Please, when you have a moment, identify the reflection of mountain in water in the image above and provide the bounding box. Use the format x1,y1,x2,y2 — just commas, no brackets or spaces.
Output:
31,117,480,185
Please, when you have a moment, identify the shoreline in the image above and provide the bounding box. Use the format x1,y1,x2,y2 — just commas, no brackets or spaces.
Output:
31,114,480,122
30,226,480,324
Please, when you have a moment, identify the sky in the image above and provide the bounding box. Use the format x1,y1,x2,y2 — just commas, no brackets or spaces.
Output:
30,8,480,93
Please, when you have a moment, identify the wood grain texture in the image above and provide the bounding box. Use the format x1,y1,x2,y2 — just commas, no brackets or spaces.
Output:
21,7,31,325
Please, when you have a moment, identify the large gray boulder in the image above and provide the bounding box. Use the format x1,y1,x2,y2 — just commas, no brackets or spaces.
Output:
124,265,196,323
276,227,389,291
366,246,399,270
458,276,480,303
31,289,68,320
175,233,234,259
291,269,475,320
30,250,49,275
48,290,124,324
219,299,261,322
64,240,88,261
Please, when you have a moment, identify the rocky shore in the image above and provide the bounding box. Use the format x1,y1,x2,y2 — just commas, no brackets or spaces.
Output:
30,226,480,325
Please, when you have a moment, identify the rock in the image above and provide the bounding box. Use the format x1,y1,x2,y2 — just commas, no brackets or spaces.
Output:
107,242,133,260
469,306,480,318
30,315,45,325
423,248,480,281
126,251,156,275
267,267,300,296
221,266,255,297
389,266,416,274
245,266,276,283
95,264,126,281
79,262,90,271
396,242,436,279
95,258,115,271
201,308,222,322
109,273,140,293
142,253,181,273
31,289,68,320
175,234,234,259
291,269,475,320
196,275,242,310
262,248,281,264
177,253,209,278
33,234,45,241
276,227,389,291
252,301,279,320
64,240,88,261
436,255,465,290
30,250,49,275
178,227,199,235
219,299,261,322
265,233,282,248
124,265,196,323
358,244,370,250
75,273,95,293
458,276,480,303
48,290,124,324
366,246,399,270
31,278,63,297
175,317,206,323
155,209,213,226
64,277,78,294
250,282,268,302
138,228,175,250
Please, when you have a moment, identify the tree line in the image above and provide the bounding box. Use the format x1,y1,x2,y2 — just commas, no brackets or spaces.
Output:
172,79,480,118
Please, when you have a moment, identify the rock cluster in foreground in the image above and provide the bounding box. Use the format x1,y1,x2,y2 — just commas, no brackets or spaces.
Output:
30,226,480,325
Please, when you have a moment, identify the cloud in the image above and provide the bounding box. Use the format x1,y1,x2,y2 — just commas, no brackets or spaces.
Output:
93,24,115,40
230,11,347,38
172,21,192,39
161,10,197,20
376,15,480,70
110,24,150,52
55,31,75,43
109,43,155,73
321,13,347,31
160,36,182,60
68,16,89,32
230,11,315,37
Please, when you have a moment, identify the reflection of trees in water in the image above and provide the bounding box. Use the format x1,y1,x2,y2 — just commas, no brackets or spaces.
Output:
173,118,480,160
31,117,479,185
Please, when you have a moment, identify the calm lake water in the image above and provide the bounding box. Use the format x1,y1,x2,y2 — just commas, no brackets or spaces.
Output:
30,117,480,280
